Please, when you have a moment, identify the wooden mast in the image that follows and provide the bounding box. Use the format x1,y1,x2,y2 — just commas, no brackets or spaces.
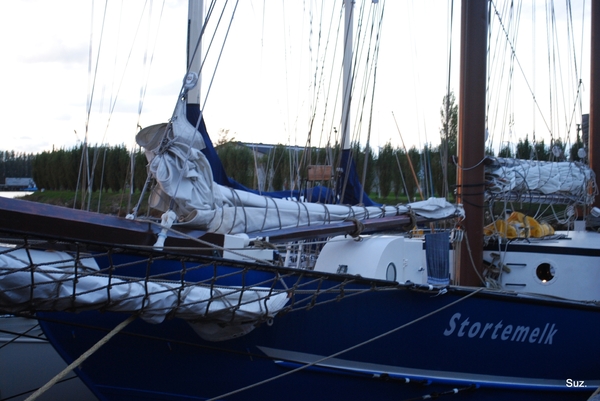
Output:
590,1,600,209
456,0,488,286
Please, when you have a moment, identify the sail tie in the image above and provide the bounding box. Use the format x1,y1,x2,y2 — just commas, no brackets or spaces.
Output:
153,210,177,249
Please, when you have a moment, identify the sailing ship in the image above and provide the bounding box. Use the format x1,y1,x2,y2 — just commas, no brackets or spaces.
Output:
0,1,599,400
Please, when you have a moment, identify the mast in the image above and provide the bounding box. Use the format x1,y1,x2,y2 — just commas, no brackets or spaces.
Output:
335,0,355,204
341,0,353,150
187,0,203,106
456,0,488,286
590,1,600,209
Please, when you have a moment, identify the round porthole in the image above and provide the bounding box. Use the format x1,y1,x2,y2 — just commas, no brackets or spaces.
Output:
386,262,397,281
536,263,555,283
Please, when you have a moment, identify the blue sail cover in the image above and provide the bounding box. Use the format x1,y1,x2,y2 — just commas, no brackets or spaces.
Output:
337,149,379,206
186,104,377,206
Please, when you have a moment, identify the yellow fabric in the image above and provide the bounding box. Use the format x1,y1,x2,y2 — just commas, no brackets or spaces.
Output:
484,211,554,238
483,220,518,238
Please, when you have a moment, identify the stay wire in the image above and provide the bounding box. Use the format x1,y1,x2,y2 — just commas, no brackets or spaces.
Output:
0,377,80,401
490,0,552,135
0,322,39,351
74,0,109,211
361,0,385,203
84,0,109,145
136,0,166,125
90,1,156,211
97,0,151,146
442,0,455,199
201,0,240,111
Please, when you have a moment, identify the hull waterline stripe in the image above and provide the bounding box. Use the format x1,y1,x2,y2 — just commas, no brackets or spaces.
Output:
261,347,597,391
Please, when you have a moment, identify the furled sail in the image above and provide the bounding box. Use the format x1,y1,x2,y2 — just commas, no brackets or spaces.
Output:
0,247,288,341
485,157,597,205
137,98,463,235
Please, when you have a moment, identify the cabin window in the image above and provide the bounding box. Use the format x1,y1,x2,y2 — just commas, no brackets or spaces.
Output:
386,263,397,281
535,263,555,283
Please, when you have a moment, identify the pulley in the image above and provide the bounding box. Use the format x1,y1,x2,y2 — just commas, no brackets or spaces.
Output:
183,72,199,90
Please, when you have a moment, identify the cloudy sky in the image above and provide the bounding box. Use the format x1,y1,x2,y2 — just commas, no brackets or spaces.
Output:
0,0,591,156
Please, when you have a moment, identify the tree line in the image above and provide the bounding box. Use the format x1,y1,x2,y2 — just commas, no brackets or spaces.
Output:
0,151,36,186
1,136,585,202
3,94,586,202
215,93,586,203
26,145,147,192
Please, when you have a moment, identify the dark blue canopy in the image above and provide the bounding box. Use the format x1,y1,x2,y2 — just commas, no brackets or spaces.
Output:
186,104,378,206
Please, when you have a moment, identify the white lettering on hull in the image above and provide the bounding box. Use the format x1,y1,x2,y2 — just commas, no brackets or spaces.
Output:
443,313,557,345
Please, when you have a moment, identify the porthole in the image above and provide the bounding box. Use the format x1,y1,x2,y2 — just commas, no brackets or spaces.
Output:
536,263,555,283
386,263,397,281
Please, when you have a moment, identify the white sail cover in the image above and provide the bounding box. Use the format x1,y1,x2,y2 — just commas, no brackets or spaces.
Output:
137,98,462,235
485,157,597,204
0,247,288,341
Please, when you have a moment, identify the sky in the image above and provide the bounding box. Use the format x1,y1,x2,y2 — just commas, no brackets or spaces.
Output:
0,0,591,156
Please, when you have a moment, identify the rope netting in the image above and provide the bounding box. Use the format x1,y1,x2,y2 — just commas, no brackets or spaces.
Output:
0,237,395,340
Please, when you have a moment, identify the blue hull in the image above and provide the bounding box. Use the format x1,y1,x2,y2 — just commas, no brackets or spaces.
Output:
37,264,600,401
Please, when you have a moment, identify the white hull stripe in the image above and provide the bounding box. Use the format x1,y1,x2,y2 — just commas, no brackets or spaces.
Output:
257,346,598,391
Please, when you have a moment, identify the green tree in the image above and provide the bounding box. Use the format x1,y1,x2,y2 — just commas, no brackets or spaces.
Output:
352,141,375,196
498,144,512,158
376,142,395,198
103,145,130,192
534,139,549,161
393,148,408,200
134,149,148,191
516,136,533,159
266,144,292,191
438,91,458,200
428,144,442,198
406,147,422,201
216,142,255,188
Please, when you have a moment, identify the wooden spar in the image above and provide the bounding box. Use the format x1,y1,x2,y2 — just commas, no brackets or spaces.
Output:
591,1,600,209
0,196,216,253
456,0,488,286
254,214,451,244
0,196,159,247
0,195,454,253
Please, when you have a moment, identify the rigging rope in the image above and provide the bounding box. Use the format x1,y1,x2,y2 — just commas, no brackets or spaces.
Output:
199,0,241,110
24,314,137,401
78,1,166,212
74,0,109,212
441,0,455,200
207,287,485,401
488,0,584,157
0,320,39,351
